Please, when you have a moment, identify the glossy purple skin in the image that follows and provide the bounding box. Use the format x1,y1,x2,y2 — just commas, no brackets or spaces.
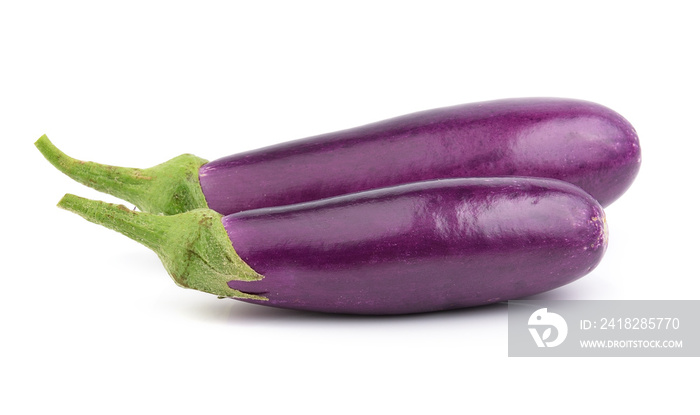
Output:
224,178,607,314
200,98,640,215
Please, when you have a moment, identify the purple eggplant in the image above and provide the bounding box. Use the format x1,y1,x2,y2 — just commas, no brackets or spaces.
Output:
36,98,640,216
57,177,608,314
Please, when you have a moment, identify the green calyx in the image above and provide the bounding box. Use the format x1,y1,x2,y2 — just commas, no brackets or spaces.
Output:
35,135,209,215
57,194,267,301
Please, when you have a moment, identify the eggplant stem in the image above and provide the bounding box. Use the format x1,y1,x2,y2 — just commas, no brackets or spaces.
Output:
35,135,209,215
57,193,267,300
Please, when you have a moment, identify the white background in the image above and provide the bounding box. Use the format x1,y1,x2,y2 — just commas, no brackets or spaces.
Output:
2,1,698,413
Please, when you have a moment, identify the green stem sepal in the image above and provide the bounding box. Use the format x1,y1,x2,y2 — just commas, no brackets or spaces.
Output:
36,135,209,215
57,194,267,301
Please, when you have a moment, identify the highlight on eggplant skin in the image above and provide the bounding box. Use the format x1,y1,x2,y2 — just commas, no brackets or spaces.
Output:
36,97,640,217
223,177,608,314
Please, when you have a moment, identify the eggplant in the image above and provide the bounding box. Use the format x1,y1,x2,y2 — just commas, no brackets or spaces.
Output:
57,177,608,315
36,98,640,216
